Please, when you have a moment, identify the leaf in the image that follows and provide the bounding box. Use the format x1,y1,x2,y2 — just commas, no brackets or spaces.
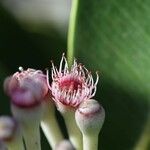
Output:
67,0,150,149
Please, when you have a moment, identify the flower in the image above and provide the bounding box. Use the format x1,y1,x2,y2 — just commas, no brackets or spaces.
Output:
4,67,48,108
47,54,99,108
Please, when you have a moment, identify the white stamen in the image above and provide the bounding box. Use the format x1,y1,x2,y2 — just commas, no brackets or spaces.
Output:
46,69,51,90
59,54,64,73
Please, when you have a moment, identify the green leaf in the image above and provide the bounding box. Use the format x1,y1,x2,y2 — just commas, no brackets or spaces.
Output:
67,0,150,149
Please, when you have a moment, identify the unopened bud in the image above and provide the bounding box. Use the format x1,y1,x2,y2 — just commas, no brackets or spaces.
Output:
75,99,105,150
75,99,105,135
55,140,75,150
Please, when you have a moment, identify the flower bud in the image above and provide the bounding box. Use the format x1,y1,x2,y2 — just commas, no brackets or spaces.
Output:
0,116,17,142
55,140,75,150
75,99,105,135
0,116,24,150
4,68,48,108
75,99,105,150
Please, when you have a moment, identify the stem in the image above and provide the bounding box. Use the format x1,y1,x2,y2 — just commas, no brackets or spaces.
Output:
41,102,63,149
41,120,63,149
6,136,24,150
83,134,98,150
41,100,63,149
22,123,41,150
11,104,42,150
67,0,79,65
62,110,82,150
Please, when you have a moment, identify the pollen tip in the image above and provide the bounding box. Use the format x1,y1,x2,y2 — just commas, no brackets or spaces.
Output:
78,63,83,66
96,71,101,77
74,58,77,62
18,66,24,72
45,67,49,71
50,60,55,66
62,52,65,57
96,71,99,74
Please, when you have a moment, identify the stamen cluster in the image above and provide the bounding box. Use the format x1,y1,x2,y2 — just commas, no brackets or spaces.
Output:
48,54,99,108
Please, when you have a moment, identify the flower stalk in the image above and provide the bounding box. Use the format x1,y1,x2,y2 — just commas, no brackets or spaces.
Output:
41,98,64,149
11,104,42,150
60,107,82,150
82,133,98,150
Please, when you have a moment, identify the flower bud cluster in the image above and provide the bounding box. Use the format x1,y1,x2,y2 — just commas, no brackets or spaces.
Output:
0,54,105,150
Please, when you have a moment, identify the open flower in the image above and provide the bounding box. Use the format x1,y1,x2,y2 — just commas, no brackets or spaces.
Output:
47,54,99,108
4,67,48,108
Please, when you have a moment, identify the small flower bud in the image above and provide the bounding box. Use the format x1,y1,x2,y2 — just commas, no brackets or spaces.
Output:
75,99,105,135
0,116,17,142
0,116,24,150
4,68,48,108
75,99,105,150
55,140,75,150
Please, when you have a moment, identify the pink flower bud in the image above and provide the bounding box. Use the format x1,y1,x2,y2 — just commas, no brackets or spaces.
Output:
0,116,24,150
75,99,105,135
4,68,48,108
0,116,17,142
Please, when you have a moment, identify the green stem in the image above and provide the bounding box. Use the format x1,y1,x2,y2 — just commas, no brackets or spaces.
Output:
6,136,24,150
83,134,98,150
67,0,79,65
62,110,82,150
11,104,42,150
22,123,41,150
41,100,64,149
